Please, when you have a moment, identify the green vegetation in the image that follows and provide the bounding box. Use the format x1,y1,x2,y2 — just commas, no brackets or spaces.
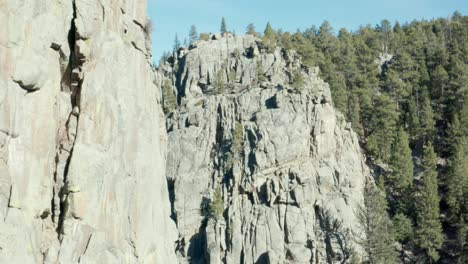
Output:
262,22,277,51
392,213,413,243
157,15,467,262
220,17,227,34
259,13,467,262
445,115,468,263
231,122,244,160
256,60,266,83
263,22,275,39
173,33,180,53
246,23,258,36
210,187,224,219
356,182,399,264
162,80,177,114
290,69,304,90
213,69,226,93
415,143,444,262
189,25,198,45
228,70,237,89
387,128,414,214
199,32,210,41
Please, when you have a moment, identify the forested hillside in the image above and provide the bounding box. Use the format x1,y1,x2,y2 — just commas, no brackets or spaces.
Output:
253,13,468,264
163,12,467,263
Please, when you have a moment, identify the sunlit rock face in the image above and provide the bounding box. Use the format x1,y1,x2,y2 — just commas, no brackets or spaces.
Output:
0,1,177,263
162,34,369,264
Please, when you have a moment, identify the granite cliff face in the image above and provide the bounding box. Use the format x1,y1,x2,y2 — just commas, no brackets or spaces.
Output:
1,1,371,263
161,35,370,263
0,0,177,263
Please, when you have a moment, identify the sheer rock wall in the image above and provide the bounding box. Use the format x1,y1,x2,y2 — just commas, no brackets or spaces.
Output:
163,35,369,263
0,1,177,263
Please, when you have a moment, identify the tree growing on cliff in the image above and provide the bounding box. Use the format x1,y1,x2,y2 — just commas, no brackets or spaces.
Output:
264,22,275,38
213,69,226,94
221,17,227,34
162,80,177,114
189,25,198,45
232,122,244,158
290,69,304,91
263,22,277,47
246,23,258,36
173,34,181,53
210,187,224,219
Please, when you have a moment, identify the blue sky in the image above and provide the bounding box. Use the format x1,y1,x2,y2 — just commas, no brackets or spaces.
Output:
148,0,467,62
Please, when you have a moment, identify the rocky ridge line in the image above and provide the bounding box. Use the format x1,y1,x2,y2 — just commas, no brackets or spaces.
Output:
159,34,370,263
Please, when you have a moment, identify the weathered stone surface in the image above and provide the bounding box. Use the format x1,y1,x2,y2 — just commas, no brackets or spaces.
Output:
163,35,369,263
0,0,177,263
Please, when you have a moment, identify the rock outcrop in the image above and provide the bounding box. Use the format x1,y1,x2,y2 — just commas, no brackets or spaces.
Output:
0,0,177,263
161,35,369,263
1,1,372,262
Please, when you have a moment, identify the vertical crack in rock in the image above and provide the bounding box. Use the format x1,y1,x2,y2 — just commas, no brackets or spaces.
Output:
52,0,83,239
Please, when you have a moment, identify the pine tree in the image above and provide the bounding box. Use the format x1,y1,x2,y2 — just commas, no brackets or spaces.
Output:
317,20,336,53
419,87,436,143
366,94,399,162
430,65,450,121
446,114,464,156
220,17,227,34
173,34,181,53
377,19,393,51
264,22,275,38
460,94,468,137
263,22,277,46
356,182,399,264
336,28,359,86
392,213,414,243
348,92,363,137
388,127,414,214
407,96,421,141
246,23,257,36
290,69,304,91
446,116,468,262
383,69,408,108
159,51,171,66
189,24,198,45
415,142,444,262
447,55,468,119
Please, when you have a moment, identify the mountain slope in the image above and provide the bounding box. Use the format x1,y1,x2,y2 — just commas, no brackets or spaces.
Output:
160,34,370,263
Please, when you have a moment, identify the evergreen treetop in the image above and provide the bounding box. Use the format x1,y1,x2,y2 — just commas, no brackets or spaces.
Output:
415,142,444,262
221,17,227,34
189,24,198,45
